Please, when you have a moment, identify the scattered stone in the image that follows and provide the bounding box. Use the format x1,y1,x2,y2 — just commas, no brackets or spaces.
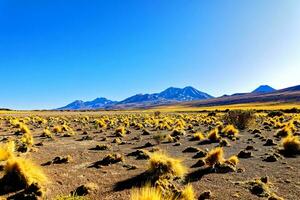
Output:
96,153,124,166
192,150,207,158
73,183,98,196
199,190,212,200
245,145,255,151
93,144,111,151
238,150,252,158
183,146,200,153
263,155,278,162
143,142,154,148
264,139,276,146
127,150,150,160
252,129,261,134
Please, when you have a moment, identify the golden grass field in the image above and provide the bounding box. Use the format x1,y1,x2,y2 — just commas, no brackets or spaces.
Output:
151,102,300,112
0,106,299,200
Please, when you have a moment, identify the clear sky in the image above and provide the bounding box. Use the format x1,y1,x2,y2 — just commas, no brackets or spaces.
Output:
0,0,299,110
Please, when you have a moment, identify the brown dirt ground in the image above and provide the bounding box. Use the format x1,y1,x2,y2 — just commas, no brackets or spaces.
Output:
0,112,299,200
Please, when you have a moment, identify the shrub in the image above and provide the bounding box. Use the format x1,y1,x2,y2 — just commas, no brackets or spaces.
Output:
180,184,195,200
204,147,224,167
207,128,220,142
281,135,300,155
53,125,63,133
0,141,15,161
19,123,31,134
1,157,47,192
149,152,186,178
223,110,255,130
192,132,205,141
221,125,239,139
115,126,127,137
20,132,34,147
275,126,292,138
41,128,53,139
225,155,239,166
153,132,167,144
131,185,162,200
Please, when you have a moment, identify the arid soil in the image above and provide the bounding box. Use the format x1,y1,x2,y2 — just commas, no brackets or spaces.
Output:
0,111,299,200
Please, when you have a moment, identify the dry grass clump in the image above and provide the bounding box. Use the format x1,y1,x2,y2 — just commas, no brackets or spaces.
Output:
275,124,293,138
191,132,205,141
130,184,195,200
225,155,239,166
41,128,54,139
281,134,300,155
148,152,186,178
207,128,220,142
204,147,224,167
179,184,195,200
19,132,34,152
224,110,256,130
53,125,63,133
202,147,239,172
0,157,47,194
0,140,15,161
221,125,239,140
153,132,167,144
115,126,127,137
223,110,255,130
131,185,163,200
19,123,31,134
249,176,283,199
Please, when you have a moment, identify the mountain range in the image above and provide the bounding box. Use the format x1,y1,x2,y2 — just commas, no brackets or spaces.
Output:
57,86,213,110
57,84,300,110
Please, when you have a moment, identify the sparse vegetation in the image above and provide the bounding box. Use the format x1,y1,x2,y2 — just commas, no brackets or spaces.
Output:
0,110,298,199
223,110,255,130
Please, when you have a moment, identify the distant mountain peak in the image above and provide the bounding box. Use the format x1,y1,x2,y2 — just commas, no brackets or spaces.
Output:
252,85,276,93
57,86,213,110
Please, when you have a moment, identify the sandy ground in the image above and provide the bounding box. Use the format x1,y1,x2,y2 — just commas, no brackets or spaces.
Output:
0,112,299,200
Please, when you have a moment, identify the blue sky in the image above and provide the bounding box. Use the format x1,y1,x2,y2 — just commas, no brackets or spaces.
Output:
0,0,299,110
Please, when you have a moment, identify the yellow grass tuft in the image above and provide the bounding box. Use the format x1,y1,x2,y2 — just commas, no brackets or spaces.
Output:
149,152,186,178
0,140,15,161
192,132,206,141
180,184,195,200
21,132,34,147
275,126,292,138
115,126,127,137
131,185,162,200
281,134,300,155
221,125,239,139
3,157,48,188
207,128,220,142
19,123,31,134
53,125,63,133
225,155,239,166
42,128,54,138
204,147,224,167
